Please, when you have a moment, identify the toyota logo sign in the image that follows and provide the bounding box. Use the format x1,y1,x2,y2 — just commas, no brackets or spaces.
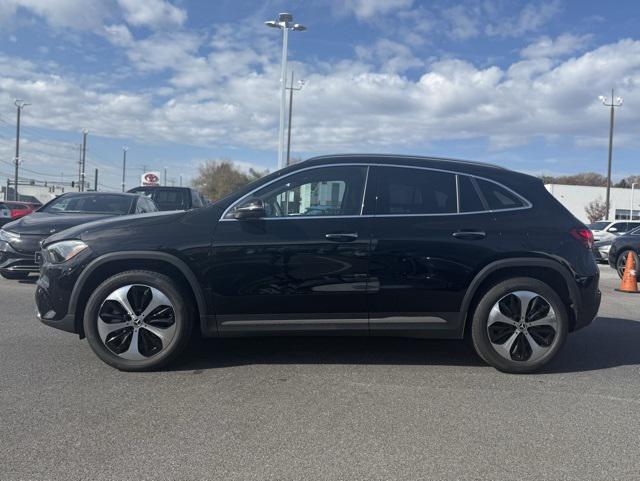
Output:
140,171,161,186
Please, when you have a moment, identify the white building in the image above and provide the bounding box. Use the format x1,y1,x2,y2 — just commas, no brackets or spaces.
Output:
545,184,640,223
2,183,68,203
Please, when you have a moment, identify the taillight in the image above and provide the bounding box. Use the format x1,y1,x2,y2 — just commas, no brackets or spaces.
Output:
570,228,594,249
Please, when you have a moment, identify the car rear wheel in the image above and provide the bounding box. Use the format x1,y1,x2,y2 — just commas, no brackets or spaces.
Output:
470,277,568,374
616,250,639,279
84,270,193,371
0,270,30,280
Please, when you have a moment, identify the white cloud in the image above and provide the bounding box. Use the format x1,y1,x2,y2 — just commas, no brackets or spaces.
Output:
335,0,414,20
116,0,186,28
5,0,111,29
521,33,591,59
486,1,562,37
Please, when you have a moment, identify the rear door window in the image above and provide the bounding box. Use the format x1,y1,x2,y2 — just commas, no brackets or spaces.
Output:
458,175,486,213
375,167,457,215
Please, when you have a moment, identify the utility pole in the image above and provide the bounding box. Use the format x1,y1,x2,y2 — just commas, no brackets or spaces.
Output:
179,175,183,187
80,129,88,192
13,100,30,201
285,71,304,166
265,13,306,170
121,147,128,192
164,167,167,186
599,90,623,219
94,168,98,191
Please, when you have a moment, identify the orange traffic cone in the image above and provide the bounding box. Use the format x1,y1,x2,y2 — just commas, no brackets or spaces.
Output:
616,251,639,294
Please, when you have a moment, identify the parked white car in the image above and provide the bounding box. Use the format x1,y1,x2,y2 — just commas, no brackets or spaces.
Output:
588,220,640,242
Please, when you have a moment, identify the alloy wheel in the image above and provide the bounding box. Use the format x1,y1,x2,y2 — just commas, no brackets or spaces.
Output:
97,284,177,360
486,290,558,363
617,251,637,278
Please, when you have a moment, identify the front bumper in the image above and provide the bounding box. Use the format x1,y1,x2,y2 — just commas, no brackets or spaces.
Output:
35,249,93,336
0,239,40,273
591,245,610,263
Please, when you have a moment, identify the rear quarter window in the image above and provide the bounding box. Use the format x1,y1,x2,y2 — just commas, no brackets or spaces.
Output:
476,179,526,211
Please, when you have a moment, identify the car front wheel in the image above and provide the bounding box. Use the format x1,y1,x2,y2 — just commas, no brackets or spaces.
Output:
470,277,568,374
84,270,193,371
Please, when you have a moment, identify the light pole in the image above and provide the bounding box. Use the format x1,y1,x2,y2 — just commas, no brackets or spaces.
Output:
599,89,623,220
121,147,128,192
631,182,638,221
265,12,306,170
13,99,30,201
80,129,88,192
285,71,305,166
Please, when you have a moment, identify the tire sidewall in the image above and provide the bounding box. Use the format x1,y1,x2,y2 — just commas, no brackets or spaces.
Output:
471,277,568,374
84,270,191,371
616,250,639,279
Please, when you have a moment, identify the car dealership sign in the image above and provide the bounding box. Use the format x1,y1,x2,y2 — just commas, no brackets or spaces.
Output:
141,172,161,186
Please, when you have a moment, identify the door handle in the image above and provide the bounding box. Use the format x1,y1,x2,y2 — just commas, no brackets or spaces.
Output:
325,232,359,242
452,230,486,240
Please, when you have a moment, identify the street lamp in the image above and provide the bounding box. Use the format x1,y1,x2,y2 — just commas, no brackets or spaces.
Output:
285,71,305,166
631,182,638,221
13,99,30,201
121,147,128,192
265,12,306,170
599,89,623,220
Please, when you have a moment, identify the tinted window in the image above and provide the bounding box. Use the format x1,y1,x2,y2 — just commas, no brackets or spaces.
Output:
231,166,367,218
458,175,485,213
133,189,188,211
376,167,456,215
476,179,525,211
42,195,133,214
136,197,156,214
611,222,628,232
588,221,610,230
191,190,203,208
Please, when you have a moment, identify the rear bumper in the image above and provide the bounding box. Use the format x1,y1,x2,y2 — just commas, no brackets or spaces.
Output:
572,274,601,332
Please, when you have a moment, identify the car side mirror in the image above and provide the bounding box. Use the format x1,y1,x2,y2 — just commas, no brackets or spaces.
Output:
233,198,266,220
608,227,618,233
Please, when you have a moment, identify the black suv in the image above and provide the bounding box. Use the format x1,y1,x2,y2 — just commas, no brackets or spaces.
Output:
35,155,601,373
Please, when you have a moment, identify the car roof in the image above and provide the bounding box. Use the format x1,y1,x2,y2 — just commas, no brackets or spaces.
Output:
128,186,191,191
301,153,507,172
59,192,140,198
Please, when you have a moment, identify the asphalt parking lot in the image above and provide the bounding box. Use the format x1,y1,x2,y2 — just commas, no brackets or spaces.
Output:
1,265,639,481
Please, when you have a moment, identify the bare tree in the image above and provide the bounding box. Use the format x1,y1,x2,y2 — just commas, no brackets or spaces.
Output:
540,172,608,187
192,160,268,202
585,197,608,223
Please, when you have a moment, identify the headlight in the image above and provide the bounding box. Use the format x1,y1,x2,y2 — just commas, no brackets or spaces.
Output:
0,229,20,243
45,240,88,263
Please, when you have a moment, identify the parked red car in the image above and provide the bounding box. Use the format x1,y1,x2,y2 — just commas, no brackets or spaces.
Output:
4,202,37,220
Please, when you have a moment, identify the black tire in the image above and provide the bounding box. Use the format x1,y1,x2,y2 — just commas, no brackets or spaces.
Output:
616,250,639,279
84,270,193,371
0,270,30,280
470,277,568,374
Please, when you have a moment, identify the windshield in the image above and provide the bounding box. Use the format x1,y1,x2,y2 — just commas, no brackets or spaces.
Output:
41,195,133,214
588,221,609,230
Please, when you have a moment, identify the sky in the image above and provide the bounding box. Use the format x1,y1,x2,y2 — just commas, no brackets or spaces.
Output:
0,0,639,191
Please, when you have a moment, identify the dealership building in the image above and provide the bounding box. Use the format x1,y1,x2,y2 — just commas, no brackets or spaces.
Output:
544,184,640,223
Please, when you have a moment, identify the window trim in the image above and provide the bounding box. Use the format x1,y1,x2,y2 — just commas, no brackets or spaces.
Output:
220,163,532,221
